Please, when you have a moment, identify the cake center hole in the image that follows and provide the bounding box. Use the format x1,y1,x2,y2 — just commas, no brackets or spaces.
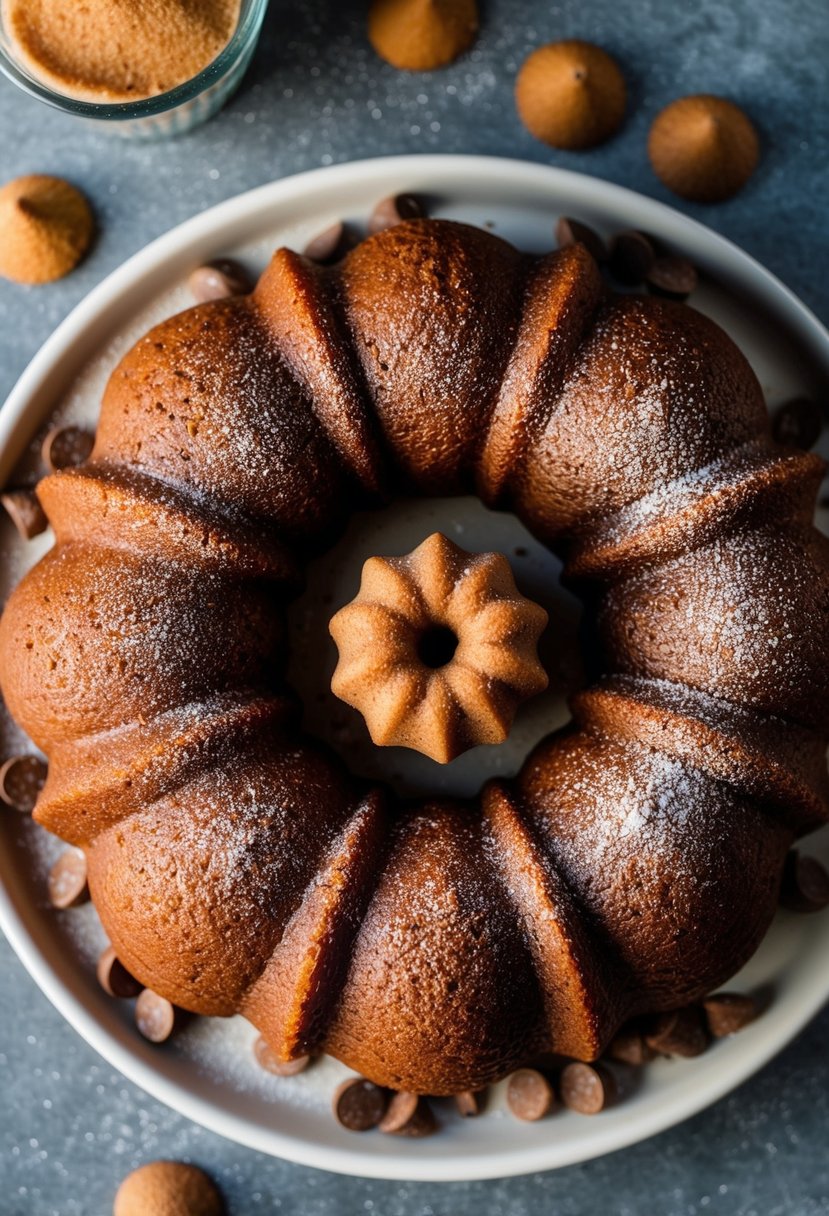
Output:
417,625,458,669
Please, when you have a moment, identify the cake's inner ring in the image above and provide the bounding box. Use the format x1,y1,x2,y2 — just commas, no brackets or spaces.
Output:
417,626,458,669
287,496,584,796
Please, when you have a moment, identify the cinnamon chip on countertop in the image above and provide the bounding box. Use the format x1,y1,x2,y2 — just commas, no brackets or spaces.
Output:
47,849,89,909
559,1061,617,1114
645,1006,710,1057
368,0,478,72
505,1068,556,1121
96,947,143,999
702,992,759,1038
780,850,829,913
368,193,425,235
253,1035,310,1076
42,425,94,472
0,754,47,812
333,1077,389,1131
187,258,252,303
135,989,178,1042
113,1160,224,1216
1,489,48,539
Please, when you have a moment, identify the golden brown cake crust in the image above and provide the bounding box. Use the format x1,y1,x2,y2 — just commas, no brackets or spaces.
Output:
1,218,827,1095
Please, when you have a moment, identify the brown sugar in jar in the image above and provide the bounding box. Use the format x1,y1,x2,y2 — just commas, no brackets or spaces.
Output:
2,0,242,103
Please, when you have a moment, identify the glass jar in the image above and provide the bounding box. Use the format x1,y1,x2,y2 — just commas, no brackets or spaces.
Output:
0,0,268,138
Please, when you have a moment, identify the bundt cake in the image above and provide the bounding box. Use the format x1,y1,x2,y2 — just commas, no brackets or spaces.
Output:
1,218,828,1096
329,531,549,762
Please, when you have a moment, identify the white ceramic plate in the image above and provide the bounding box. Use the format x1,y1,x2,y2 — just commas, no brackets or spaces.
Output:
1,155,828,1182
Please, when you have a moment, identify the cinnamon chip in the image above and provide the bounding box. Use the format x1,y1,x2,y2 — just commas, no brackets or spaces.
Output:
382,1095,437,1137
187,259,252,302
454,1088,486,1117
606,1027,655,1066
645,1006,710,1057
113,1161,224,1216
368,193,425,235
253,1035,310,1076
702,992,759,1038
47,848,89,909
96,946,142,999
1,489,48,539
648,95,759,203
135,989,177,1042
555,216,606,263
302,221,358,264
780,850,829,913
0,754,47,812
771,398,823,451
559,1061,617,1114
516,40,626,150
378,1090,419,1132
646,254,698,299
41,425,94,473
505,1068,555,1121
368,0,478,72
332,1077,389,1131
609,230,656,285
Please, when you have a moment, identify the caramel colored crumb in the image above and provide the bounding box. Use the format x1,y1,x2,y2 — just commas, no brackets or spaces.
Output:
0,175,93,285
3,0,241,103
113,1160,224,1216
648,95,759,202
368,0,478,71
516,39,626,150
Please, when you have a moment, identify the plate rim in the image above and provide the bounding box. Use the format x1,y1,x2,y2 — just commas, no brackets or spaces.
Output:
1,152,828,1182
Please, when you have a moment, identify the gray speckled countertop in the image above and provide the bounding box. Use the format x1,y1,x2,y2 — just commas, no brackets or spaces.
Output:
2,0,829,1212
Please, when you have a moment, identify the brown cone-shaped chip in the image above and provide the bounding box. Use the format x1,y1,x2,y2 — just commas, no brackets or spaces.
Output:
368,0,478,71
609,230,656,285
1,489,48,540
454,1088,486,1117
646,255,698,299
369,193,426,235
0,175,93,285
780,850,829,913
48,848,89,909
645,1006,710,1057
606,1028,655,1066
378,1090,420,1132
333,1077,389,1131
253,1035,310,1076
383,1095,437,1137
771,398,823,451
0,754,47,812
702,992,759,1038
516,40,626,150
42,426,95,473
97,947,143,999
648,95,759,202
113,1160,224,1216
187,259,252,303
506,1068,555,1121
555,216,606,262
302,221,359,264
135,989,177,1042
560,1061,617,1114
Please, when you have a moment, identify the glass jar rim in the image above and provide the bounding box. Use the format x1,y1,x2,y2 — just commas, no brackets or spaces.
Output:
0,0,268,119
